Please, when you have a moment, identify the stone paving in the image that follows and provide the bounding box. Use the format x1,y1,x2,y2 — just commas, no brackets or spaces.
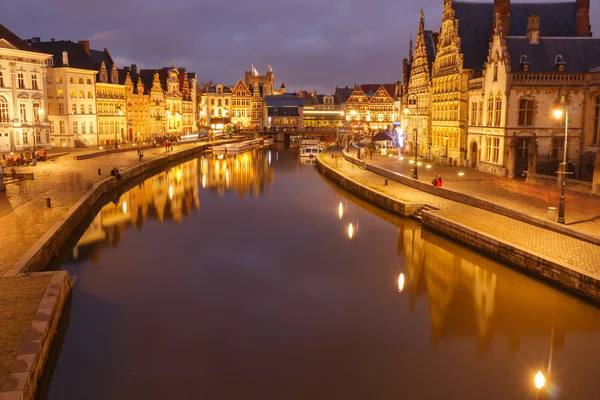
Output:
0,274,51,389
321,147,600,277
365,149,600,239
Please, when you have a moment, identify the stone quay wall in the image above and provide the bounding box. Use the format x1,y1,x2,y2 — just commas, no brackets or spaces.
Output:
0,271,72,400
341,149,600,246
421,212,600,303
2,141,227,278
319,152,600,304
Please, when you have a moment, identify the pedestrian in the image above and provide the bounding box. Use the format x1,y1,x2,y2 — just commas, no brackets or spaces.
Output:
431,175,442,187
164,140,168,152
110,167,121,180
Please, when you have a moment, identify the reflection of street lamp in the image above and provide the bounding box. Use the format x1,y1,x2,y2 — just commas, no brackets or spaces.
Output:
553,88,569,224
33,108,44,151
397,273,405,293
404,94,419,179
534,371,545,389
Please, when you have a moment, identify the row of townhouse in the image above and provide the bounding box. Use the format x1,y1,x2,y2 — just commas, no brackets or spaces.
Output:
0,24,197,152
400,0,600,194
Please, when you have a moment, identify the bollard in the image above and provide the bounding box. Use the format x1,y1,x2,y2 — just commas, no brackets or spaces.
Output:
98,168,101,175
384,178,388,186
46,197,51,208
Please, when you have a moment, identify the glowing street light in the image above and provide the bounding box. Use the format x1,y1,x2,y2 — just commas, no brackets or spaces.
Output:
534,371,545,389
553,87,570,224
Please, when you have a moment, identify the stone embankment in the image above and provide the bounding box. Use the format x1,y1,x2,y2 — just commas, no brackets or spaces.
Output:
316,149,600,304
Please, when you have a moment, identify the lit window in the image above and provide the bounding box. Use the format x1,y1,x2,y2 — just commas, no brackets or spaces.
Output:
18,73,25,89
19,103,27,122
518,99,534,126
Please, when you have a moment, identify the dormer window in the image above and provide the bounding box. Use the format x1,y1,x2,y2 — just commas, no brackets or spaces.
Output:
519,55,530,72
555,55,566,72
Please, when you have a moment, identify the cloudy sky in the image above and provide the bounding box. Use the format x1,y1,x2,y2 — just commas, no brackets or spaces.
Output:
4,0,599,94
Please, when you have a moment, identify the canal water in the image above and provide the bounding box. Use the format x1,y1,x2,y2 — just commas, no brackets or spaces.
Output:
40,145,600,399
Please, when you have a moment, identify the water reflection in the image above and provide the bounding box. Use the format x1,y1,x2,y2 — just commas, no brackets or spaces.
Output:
199,148,274,198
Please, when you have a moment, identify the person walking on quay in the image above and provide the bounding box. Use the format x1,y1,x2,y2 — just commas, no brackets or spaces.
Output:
164,140,169,152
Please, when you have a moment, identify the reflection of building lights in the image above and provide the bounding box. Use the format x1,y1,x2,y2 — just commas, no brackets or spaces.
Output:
409,159,414,164
169,185,173,199
338,202,344,219
176,170,182,182
534,371,545,389
226,169,230,185
397,273,405,293
458,172,465,177
347,223,354,239
123,201,127,214
268,151,272,166
426,165,432,169
202,175,206,188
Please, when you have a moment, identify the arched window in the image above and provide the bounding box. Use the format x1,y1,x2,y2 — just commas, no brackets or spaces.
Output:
0,97,9,122
594,96,600,145
494,95,502,126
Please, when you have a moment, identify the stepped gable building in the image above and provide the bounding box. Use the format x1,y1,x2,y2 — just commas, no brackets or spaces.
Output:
30,38,98,147
230,79,252,129
123,64,150,143
402,0,600,194
139,64,197,136
345,84,398,131
402,10,438,156
0,25,52,153
88,45,127,146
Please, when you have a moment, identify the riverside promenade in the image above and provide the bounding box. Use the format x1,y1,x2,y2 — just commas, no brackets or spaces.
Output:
317,147,600,304
0,139,234,398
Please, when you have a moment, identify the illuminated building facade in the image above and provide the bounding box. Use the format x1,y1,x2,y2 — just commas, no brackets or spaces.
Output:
344,84,398,132
0,26,52,152
205,84,232,130
299,92,345,129
30,39,98,147
265,94,304,131
91,47,126,146
244,65,286,131
124,66,150,142
230,79,252,129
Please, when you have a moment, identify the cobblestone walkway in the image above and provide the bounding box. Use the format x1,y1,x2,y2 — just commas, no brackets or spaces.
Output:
0,274,51,388
366,150,600,239
321,148,600,277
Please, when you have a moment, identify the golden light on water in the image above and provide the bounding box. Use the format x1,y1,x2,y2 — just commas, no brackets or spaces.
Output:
176,170,182,182
122,201,127,214
347,223,354,239
397,273,405,293
202,175,206,188
338,202,344,219
169,185,174,200
534,371,545,389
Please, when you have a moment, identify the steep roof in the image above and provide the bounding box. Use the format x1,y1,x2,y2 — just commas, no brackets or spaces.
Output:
265,94,303,107
29,40,95,70
360,84,396,98
335,86,354,104
268,107,299,117
453,1,579,70
507,37,600,73
0,24,42,52
424,31,438,69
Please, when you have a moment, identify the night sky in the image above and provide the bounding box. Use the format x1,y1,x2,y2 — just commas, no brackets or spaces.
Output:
4,0,600,94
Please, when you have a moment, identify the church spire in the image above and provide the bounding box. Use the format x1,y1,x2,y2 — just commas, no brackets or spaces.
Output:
408,37,413,64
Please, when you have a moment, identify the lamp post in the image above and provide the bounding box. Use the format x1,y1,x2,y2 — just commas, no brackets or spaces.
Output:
552,88,569,224
404,94,419,179
33,108,44,151
117,110,123,148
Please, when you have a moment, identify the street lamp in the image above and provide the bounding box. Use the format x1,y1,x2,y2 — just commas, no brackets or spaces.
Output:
33,107,44,151
553,88,569,224
117,110,123,148
404,94,419,179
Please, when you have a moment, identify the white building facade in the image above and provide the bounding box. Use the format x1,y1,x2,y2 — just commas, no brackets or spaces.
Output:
0,27,52,153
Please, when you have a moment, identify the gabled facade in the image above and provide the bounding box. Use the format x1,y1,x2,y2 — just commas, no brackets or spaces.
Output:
403,10,438,157
0,26,52,153
205,84,231,130
345,84,397,131
124,69,150,142
230,79,252,129
147,72,167,137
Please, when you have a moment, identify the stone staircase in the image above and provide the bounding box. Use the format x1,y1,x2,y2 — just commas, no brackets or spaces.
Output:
411,204,439,222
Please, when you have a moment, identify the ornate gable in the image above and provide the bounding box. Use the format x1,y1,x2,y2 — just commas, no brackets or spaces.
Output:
409,9,434,92
232,79,250,97
432,0,463,78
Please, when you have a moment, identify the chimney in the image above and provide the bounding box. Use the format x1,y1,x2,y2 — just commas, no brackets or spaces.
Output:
493,0,510,36
78,40,90,56
61,51,69,66
527,14,540,44
575,0,591,37
31,37,40,43
131,64,138,75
